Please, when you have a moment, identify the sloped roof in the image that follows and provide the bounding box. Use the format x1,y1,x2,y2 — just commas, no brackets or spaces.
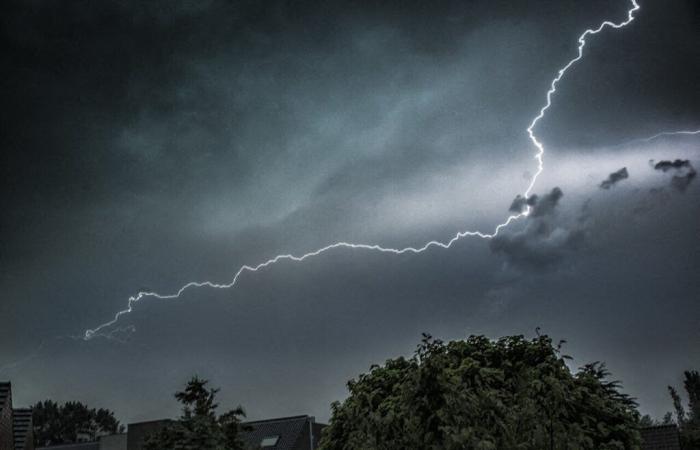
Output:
36,443,99,450
640,425,681,450
241,415,311,450
36,442,100,450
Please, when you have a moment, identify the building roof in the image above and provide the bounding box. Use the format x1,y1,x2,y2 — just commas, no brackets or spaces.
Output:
241,415,314,450
36,443,99,450
13,408,32,450
640,425,681,450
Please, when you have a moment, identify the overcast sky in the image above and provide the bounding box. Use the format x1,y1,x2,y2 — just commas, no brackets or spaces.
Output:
1,0,699,424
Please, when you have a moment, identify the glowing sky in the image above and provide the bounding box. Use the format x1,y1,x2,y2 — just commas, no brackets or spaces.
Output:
1,0,698,424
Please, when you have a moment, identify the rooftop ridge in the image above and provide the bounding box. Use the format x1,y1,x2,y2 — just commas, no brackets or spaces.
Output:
244,414,310,425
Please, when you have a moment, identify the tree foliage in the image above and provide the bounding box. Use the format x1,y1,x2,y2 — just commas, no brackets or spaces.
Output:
320,334,640,450
32,399,123,446
638,412,674,427
669,370,700,449
144,377,249,450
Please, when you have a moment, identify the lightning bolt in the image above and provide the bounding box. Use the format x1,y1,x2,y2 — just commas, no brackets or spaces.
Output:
82,0,642,341
618,129,700,147
641,129,700,141
0,326,135,375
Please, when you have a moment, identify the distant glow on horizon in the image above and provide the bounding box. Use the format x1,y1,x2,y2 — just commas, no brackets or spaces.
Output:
82,0,648,340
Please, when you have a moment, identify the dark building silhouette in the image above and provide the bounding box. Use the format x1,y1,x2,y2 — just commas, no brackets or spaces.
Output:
36,444,97,450
0,384,13,450
27,407,686,450
12,409,32,450
125,420,171,450
0,382,34,450
640,424,682,450
95,435,126,450
124,415,324,450
241,415,324,450
36,437,128,450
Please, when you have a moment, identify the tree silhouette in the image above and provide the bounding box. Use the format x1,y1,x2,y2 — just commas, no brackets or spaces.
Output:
32,400,123,446
669,370,700,449
144,377,249,450
320,334,641,450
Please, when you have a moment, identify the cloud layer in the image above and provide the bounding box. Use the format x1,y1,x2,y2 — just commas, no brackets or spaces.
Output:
0,0,698,425
491,188,587,271
653,159,697,192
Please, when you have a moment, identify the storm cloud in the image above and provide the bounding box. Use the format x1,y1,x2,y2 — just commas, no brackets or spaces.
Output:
0,0,698,427
509,195,537,214
653,159,697,192
490,188,586,271
654,159,693,172
600,167,629,189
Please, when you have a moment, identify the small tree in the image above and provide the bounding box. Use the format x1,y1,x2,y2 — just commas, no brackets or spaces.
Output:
669,370,700,449
32,400,123,446
320,334,640,450
144,377,249,450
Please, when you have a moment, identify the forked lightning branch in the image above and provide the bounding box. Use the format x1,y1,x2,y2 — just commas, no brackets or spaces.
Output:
0,0,697,381
83,1,652,340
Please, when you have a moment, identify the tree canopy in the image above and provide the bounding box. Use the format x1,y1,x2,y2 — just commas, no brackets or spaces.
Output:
32,399,123,446
669,370,700,448
144,376,249,450
320,334,641,450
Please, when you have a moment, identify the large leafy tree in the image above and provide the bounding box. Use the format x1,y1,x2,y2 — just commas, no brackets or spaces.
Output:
669,370,700,449
144,377,249,450
320,334,641,450
32,400,123,446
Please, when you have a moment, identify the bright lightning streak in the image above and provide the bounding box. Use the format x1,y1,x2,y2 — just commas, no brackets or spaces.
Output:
618,129,700,147
525,0,640,198
641,129,700,141
0,327,135,375
83,0,642,341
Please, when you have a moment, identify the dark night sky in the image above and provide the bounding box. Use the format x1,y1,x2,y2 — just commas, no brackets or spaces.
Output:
1,0,699,424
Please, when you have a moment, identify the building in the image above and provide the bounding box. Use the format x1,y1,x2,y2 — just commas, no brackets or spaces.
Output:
15,383,676,450
124,420,171,450
35,414,325,450
124,415,325,450
0,382,34,450
640,424,682,450
36,444,98,450
12,409,32,450
37,418,687,450
96,434,126,450
241,415,324,450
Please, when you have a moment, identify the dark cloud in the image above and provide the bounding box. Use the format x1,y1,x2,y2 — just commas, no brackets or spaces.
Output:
600,167,629,189
508,194,537,213
654,159,693,172
653,159,697,192
671,172,697,192
0,0,698,427
490,188,585,271
530,187,563,217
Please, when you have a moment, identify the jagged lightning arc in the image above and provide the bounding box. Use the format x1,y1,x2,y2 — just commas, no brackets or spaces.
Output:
83,0,643,340
619,129,700,146
640,129,700,142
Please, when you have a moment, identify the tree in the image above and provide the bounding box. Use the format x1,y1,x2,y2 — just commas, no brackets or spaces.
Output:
32,399,123,446
639,412,674,427
320,334,641,450
144,377,249,450
669,370,700,449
